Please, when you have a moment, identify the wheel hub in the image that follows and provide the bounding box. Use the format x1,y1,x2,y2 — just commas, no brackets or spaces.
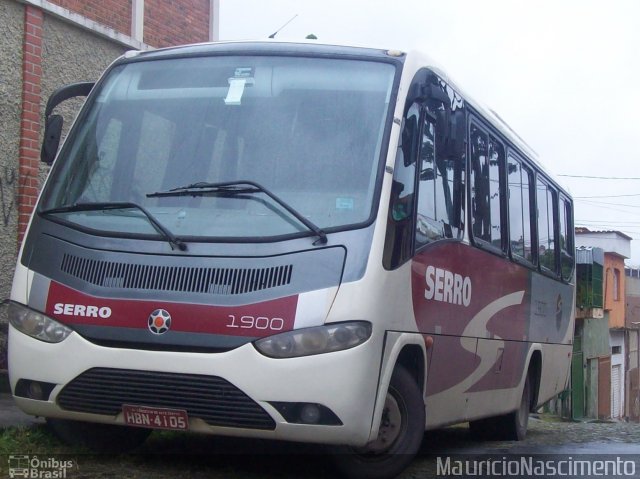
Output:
365,392,403,453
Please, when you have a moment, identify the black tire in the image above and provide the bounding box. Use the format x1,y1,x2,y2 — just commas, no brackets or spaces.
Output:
504,372,531,440
469,373,531,441
330,366,425,479
47,418,152,453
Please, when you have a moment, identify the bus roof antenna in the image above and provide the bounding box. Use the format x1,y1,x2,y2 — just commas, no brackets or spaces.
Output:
268,14,298,38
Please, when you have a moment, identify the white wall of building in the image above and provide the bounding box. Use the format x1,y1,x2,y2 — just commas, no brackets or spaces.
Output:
610,330,625,418
576,232,631,260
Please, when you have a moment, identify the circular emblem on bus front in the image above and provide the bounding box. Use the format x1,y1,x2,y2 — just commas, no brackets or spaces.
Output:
148,309,171,335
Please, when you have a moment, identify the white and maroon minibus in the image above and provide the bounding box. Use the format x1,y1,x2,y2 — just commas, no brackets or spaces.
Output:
8,41,575,478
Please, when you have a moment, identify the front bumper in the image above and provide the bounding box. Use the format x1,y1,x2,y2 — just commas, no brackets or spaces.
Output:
8,324,383,447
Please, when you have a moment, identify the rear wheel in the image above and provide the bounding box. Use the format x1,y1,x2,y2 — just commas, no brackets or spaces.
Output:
469,373,531,441
331,366,425,479
506,372,532,440
47,419,152,453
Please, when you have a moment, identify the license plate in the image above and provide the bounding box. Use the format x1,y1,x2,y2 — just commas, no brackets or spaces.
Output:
123,404,189,431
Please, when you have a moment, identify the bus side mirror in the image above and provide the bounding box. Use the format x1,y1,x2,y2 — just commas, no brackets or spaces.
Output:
41,114,63,165
40,81,94,165
406,82,450,112
424,84,450,109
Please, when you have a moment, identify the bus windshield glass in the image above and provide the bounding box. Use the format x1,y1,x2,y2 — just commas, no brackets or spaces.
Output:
40,55,396,241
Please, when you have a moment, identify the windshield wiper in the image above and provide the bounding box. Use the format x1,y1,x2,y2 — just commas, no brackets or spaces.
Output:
147,180,328,245
41,201,187,251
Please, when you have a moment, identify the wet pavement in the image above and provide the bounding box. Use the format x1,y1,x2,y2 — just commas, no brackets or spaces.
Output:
405,417,640,477
414,415,640,455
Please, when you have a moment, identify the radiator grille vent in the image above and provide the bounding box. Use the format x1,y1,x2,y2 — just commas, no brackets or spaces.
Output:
60,253,293,295
57,368,276,430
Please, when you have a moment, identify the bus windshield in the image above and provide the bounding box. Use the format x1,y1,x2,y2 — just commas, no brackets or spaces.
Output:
40,55,396,241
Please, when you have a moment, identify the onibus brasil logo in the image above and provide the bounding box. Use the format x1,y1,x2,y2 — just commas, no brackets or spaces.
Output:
8,455,74,478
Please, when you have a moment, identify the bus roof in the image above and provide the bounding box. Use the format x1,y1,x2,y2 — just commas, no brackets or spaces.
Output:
125,39,399,63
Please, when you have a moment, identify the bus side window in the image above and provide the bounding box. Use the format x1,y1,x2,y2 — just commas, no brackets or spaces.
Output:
559,195,575,280
507,154,535,264
383,103,419,269
415,112,438,246
470,123,504,251
537,178,559,275
415,107,459,248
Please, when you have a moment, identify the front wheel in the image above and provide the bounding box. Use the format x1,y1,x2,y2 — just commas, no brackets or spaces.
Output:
330,366,425,479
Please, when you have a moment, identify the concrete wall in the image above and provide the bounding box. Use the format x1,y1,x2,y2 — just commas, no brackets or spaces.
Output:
626,297,640,329
0,0,26,369
42,14,126,95
38,13,127,191
41,12,126,149
625,274,640,329
626,273,640,296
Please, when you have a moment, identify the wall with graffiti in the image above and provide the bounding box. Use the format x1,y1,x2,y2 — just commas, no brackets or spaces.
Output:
0,0,25,369
0,0,126,369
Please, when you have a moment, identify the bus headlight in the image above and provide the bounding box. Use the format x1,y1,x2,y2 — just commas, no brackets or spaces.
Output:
8,302,73,343
254,321,372,358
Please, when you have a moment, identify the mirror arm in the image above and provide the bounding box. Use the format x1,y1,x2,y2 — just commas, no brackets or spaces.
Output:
423,84,450,108
40,82,94,165
44,82,94,118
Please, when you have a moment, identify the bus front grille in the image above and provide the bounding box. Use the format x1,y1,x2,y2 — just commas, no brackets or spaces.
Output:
60,253,293,295
57,368,276,430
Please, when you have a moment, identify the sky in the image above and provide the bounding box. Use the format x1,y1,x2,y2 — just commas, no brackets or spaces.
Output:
219,0,640,265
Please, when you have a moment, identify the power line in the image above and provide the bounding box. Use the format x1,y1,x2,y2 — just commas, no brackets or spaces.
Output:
574,193,640,199
574,200,640,216
558,174,640,180
576,199,640,208
576,221,640,227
